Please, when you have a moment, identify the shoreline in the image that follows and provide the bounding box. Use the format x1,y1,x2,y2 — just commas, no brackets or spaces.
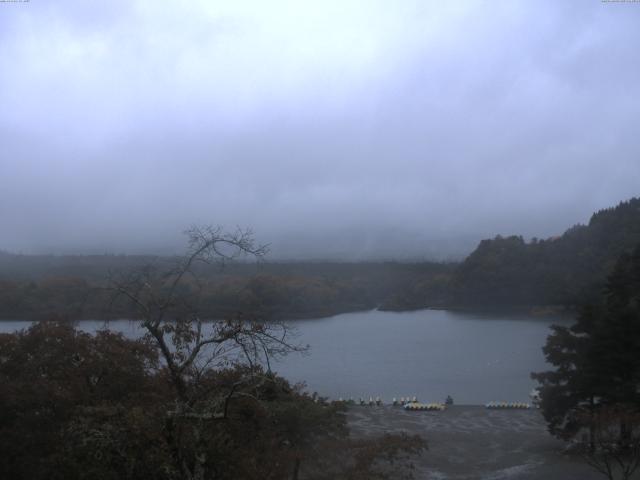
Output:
0,303,576,323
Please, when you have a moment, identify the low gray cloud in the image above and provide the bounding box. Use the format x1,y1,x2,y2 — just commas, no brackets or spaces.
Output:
1,1,639,259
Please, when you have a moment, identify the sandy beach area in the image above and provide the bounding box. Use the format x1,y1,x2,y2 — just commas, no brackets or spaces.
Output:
347,405,615,480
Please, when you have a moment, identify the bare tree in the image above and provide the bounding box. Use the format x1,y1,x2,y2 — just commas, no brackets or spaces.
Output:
109,226,304,480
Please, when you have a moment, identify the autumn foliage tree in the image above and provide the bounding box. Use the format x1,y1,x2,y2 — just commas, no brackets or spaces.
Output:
0,321,161,479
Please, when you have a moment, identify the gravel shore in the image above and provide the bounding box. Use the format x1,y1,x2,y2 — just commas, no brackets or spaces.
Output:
347,405,611,480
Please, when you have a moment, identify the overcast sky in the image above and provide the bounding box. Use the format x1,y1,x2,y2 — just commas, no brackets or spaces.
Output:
1,1,639,259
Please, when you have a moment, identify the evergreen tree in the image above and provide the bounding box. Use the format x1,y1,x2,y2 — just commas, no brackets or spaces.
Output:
532,244,640,442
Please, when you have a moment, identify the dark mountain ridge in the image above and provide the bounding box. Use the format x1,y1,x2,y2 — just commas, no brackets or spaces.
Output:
450,197,640,308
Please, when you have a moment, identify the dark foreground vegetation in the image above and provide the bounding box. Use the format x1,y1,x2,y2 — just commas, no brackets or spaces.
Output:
532,244,640,480
0,322,424,480
1,197,638,320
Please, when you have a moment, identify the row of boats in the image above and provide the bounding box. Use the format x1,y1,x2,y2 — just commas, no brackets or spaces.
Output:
403,402,447,411
338,397,384,406
337,396,446,408
485,402,532,409
337,396,428,406
335,397,533,410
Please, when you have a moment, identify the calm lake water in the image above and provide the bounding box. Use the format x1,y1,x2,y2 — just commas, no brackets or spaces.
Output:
0,309,571,405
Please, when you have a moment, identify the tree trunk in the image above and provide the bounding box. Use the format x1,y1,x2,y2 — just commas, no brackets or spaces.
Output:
589,397,596,453
292,456,301,480
620,419,631,449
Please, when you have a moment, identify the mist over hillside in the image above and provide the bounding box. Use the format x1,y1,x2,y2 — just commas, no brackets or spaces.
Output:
2,2,639,258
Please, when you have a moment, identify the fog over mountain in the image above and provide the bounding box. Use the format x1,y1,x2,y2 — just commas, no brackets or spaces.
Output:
1,1,639,259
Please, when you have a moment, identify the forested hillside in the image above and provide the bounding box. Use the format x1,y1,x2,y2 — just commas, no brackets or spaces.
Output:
451,197,640,308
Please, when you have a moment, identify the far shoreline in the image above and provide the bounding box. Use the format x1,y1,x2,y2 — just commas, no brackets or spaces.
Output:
0,302,577,323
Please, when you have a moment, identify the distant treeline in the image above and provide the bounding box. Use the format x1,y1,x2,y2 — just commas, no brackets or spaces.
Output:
1,197,639,319
0,254,453,320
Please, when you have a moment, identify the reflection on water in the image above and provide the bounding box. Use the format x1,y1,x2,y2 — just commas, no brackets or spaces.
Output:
0,309,572,405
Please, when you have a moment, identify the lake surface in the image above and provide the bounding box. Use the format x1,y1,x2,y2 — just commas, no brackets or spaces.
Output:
0,309,571,405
